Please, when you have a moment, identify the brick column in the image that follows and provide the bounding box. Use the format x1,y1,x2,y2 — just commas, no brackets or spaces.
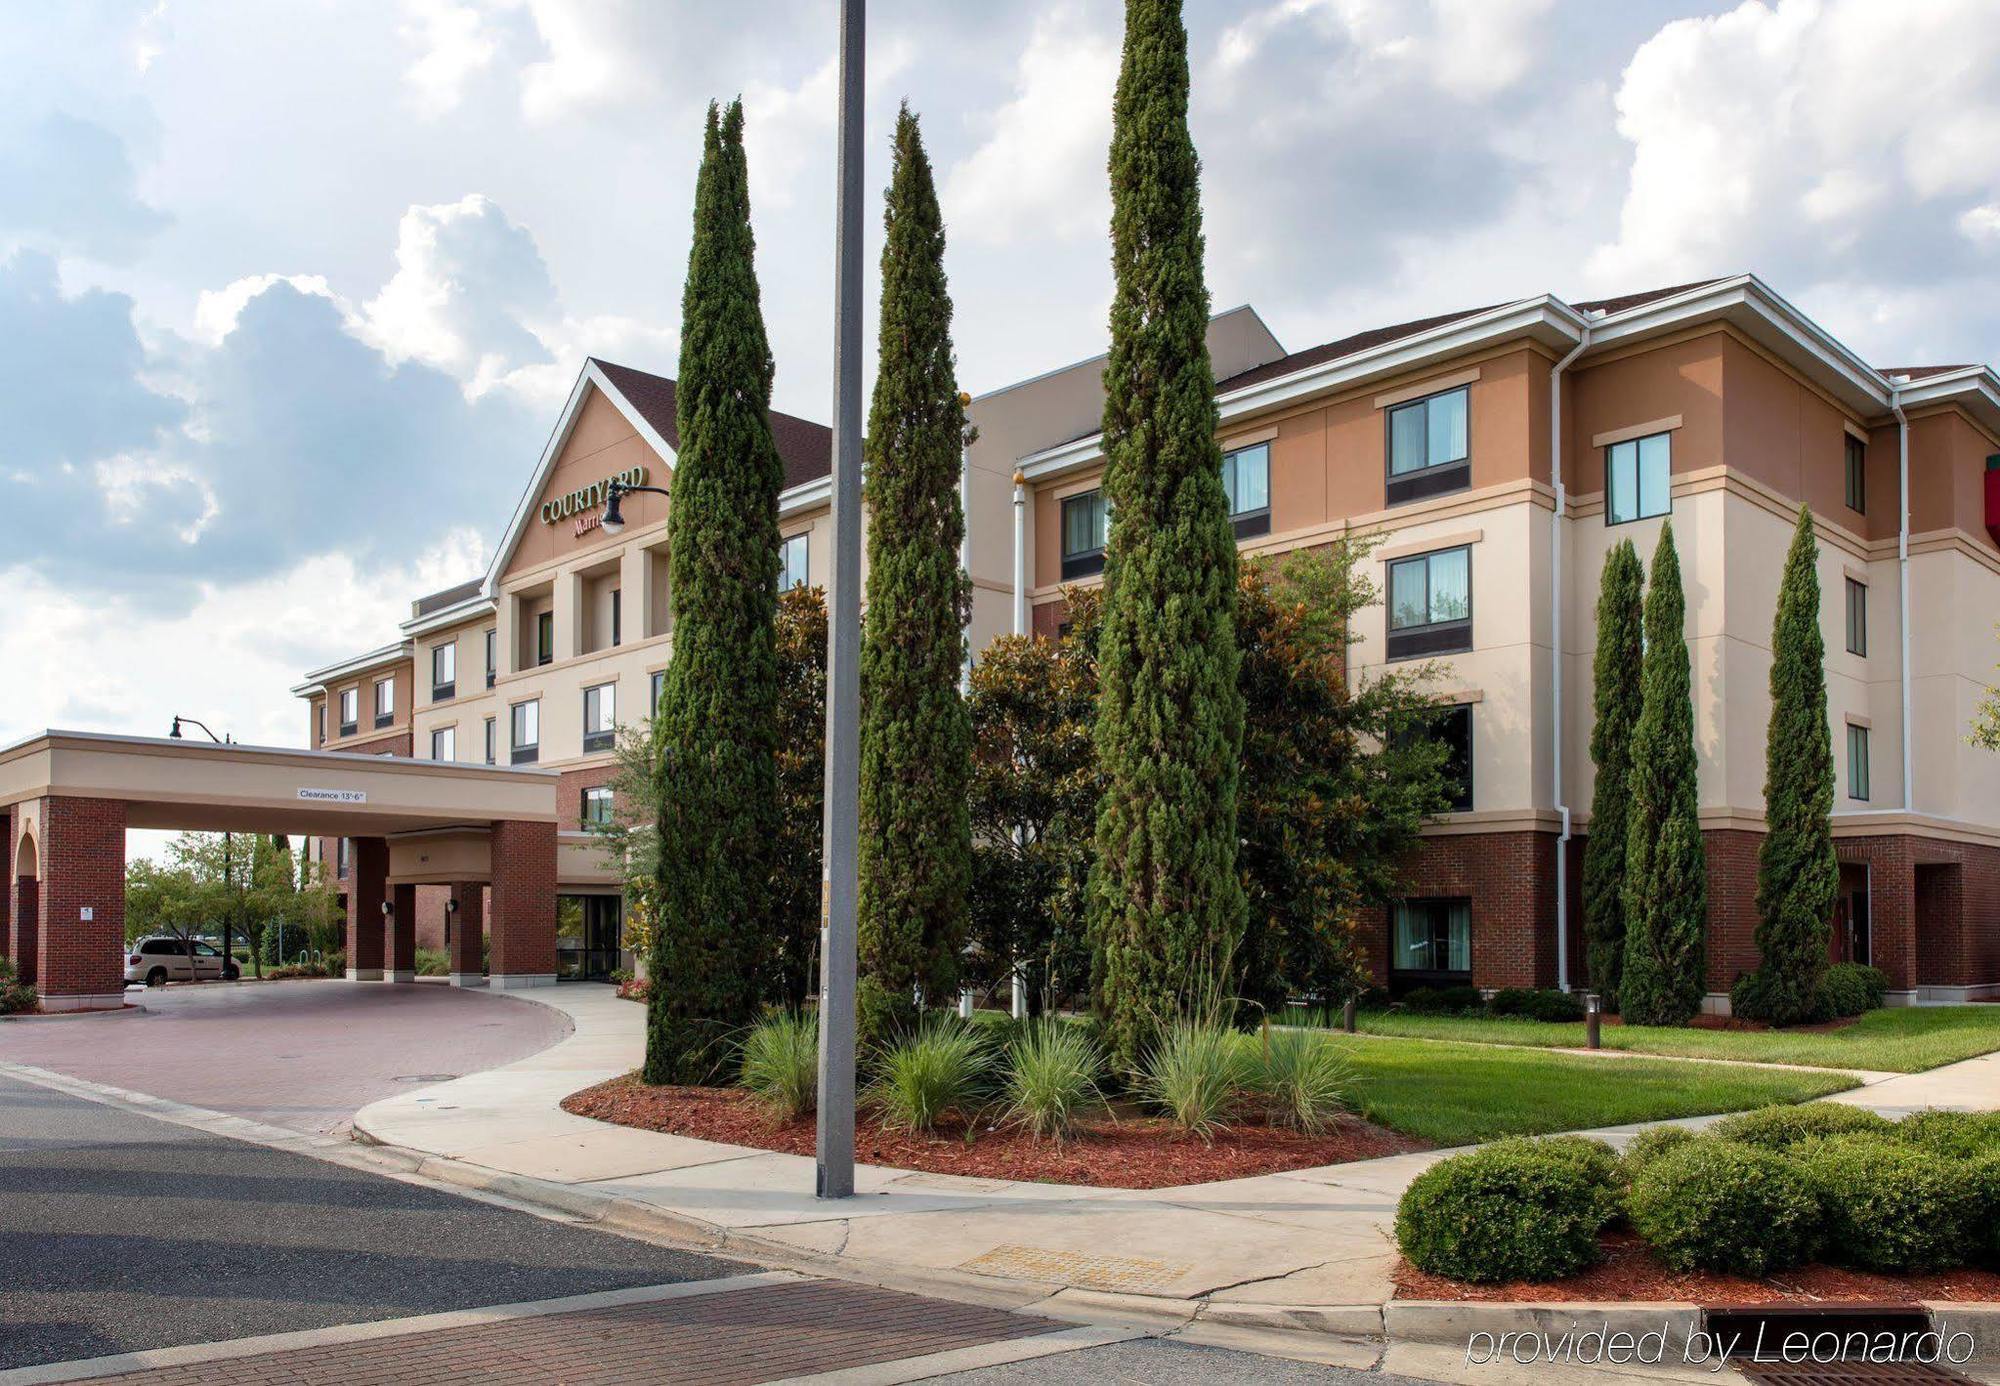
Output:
345,837,389,980
489,819,556,989
36,796,127,1011
389,882,418,982
1,805,11,968
13,875,40,988
448,880,485,987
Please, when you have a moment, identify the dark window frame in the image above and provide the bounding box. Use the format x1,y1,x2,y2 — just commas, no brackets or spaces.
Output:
1060,489,1108,579
373,677,395,728
429,725,454,762
1384,545,1473,661
535,610,554,667
430,641,455,702
1388,896,1472,990
580,785,614,827
484,628,497,689
649,670,665,719
1845,433,1867,514
778,532,810,590
510,699,540,766
1605,430,1673,526
337,688,358,737
483,716,496,766
1222,440,1272,540
1434,703,1474,812
583,682,615,754
1847,722,1871,801
610,588,622,647
1845,577,1868,657
1384,385,1471,506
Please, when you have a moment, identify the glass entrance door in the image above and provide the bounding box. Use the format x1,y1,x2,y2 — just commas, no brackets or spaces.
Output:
556,894,624,980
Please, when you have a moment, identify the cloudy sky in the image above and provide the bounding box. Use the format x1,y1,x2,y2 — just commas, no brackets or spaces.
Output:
5,0,2000,768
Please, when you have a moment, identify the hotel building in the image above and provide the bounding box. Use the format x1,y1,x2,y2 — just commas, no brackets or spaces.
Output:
298,275,2000,1006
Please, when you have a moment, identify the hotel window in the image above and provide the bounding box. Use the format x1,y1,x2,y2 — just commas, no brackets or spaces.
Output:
317,703,326,744
431,641,456,701
1433,705,1474,812
483,716,496,766
336,837,350,878
430,725,455,762
1845,578,1868,657
581,785,614,827
1060,489,1108,579
1386,546,1472,660
1385,385,1469,504
511,699,540,765
649,669,665,718
1391,898,1471,986
1221,441,1271,539
583,682,616,754
484,628,497,689
338,688,358,736
536,610,554,666
374,677,394,728
1845,434,1866,513
610,588,622,647
1848,723,1871,801
1606,431,1671,525
778,532,809,590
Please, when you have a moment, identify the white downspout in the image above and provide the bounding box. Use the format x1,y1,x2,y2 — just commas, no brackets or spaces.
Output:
1892,388,1913,813
1010,469,1028,1019
959,439,973,696
1551,325,1589,994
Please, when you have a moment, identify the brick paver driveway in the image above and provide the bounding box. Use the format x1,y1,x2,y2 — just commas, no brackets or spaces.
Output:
0,978,570,1134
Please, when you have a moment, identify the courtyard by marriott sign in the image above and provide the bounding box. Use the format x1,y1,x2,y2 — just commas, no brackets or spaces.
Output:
541,464,650,536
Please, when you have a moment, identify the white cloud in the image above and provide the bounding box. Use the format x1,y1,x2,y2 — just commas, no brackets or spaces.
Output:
400,0,498,115
193,272,337,345
943,6,1119,247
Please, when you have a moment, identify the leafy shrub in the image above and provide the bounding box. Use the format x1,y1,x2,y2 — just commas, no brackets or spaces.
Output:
617,976,649,1002
0,956,38,1016
1139,1020,1253,1139
857,975,920,1053
1353,986,1393,1011
1814,963,1888,1020
739,1010,819,1121
1249,1028,1356,1135
1966,1153,2000,1268
1708,1102,1892,1151
1894,1109,2000,1161
1626,1139,1822,1275
1001,1021,1105,1141
609,967,634,986
325,949,346,975
1488,987,1586,1023
869,1016,992,1132
1796,1134,1979,1272
1400,984,1485,1016
1395,1143,1604,1283
1490,1135,1624,1228
1620,1125,1701,1181
414,948,450,977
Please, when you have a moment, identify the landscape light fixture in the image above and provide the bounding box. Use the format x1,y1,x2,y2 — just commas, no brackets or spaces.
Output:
599,478,670,536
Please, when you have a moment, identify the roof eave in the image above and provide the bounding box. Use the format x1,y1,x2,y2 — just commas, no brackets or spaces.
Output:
296,639,414,694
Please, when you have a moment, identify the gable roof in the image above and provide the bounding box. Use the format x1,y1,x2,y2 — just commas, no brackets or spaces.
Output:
590,358,834,491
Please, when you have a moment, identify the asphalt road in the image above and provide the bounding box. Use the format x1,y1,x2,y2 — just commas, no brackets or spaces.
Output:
0,1072,741,1370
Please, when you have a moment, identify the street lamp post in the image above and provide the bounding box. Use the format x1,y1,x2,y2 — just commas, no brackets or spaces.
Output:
170,716,237,978
816,0,865,1202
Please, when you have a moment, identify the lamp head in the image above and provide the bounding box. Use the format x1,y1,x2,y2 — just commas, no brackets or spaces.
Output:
601,481,627,535
169,717,183,739
380,899,393,917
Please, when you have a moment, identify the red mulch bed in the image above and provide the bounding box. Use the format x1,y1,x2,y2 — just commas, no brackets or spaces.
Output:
1394,1231,2000,1305
561,1075,1424,1189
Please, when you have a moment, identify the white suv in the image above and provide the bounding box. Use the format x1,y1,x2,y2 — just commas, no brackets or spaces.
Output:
125,937,240,988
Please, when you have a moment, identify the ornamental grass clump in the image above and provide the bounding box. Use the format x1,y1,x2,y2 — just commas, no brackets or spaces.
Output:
1249,1027,1356,1135
870,1016,993,1132
1795,1133,1980,1273
1625,1139,1822,1276
1140,1020,1253,1140
1001,1021,1107,1142
1707,1101,1892,1152
739,1010,819,1121
1395,1143,1604,1284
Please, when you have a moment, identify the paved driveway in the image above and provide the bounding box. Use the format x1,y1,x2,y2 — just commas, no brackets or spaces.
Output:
0,979,571,1135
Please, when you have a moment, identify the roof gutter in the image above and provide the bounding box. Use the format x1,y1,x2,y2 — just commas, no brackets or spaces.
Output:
1551,324,1590,993
1892,386,1914,814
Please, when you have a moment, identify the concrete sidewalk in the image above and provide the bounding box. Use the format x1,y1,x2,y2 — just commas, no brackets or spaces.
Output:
350,985,1996,1354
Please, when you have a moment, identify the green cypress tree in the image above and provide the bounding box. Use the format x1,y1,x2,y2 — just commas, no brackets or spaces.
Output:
1583,539,1644,1010
1619,523,1708,1026
1087,0,1245,1069
857,105,974,1006
644,100,785,1083
1736,506,1838,1023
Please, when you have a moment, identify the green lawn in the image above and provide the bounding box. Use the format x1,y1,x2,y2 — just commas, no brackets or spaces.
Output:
1343,1004,2000,1074
1337,1036,1858,1146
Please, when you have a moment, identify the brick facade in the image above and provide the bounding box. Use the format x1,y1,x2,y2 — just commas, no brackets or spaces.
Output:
489,818,557,982
1382,829,1561,989
34,796,128,1008
345,836,389,978
449,879,486,978
558,764,619,832
390,882,418,977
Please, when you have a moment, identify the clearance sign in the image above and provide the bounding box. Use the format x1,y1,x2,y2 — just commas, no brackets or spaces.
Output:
540,465,649,535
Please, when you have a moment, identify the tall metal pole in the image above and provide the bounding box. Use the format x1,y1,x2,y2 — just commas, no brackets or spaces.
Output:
815,0,864,1201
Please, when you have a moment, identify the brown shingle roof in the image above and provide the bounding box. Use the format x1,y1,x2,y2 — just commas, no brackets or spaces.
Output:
1215,302,1511,394
1878,364,1976,381
412,578,483,617
591,358,834,492
1571,278,1729,316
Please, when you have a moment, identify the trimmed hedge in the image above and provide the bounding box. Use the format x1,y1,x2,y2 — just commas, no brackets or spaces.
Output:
1620,1124,1700,1181
1893,1109,2000,1161
1967,1153,2000,1268
1400,985,1485,1017
1795,1134,1978,1272
1485,1135,1624,1228
1706,1101,1892,1151
1814,963,1889,1020
1487,987,1586,1023
1395,1141,1605,1283
1626,1139,1822,1275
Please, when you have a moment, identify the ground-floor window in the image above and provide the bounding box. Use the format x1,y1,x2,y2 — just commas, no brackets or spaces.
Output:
1390,897,1470,989
556,894,624,981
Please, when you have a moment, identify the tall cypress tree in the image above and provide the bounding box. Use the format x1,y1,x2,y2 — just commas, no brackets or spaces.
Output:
1583,540,1644,1010
644,100,784,1083
1619,523,1708,1026
857,106,973,1005
1736,506,1838,1023
1087,0,1245,1069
